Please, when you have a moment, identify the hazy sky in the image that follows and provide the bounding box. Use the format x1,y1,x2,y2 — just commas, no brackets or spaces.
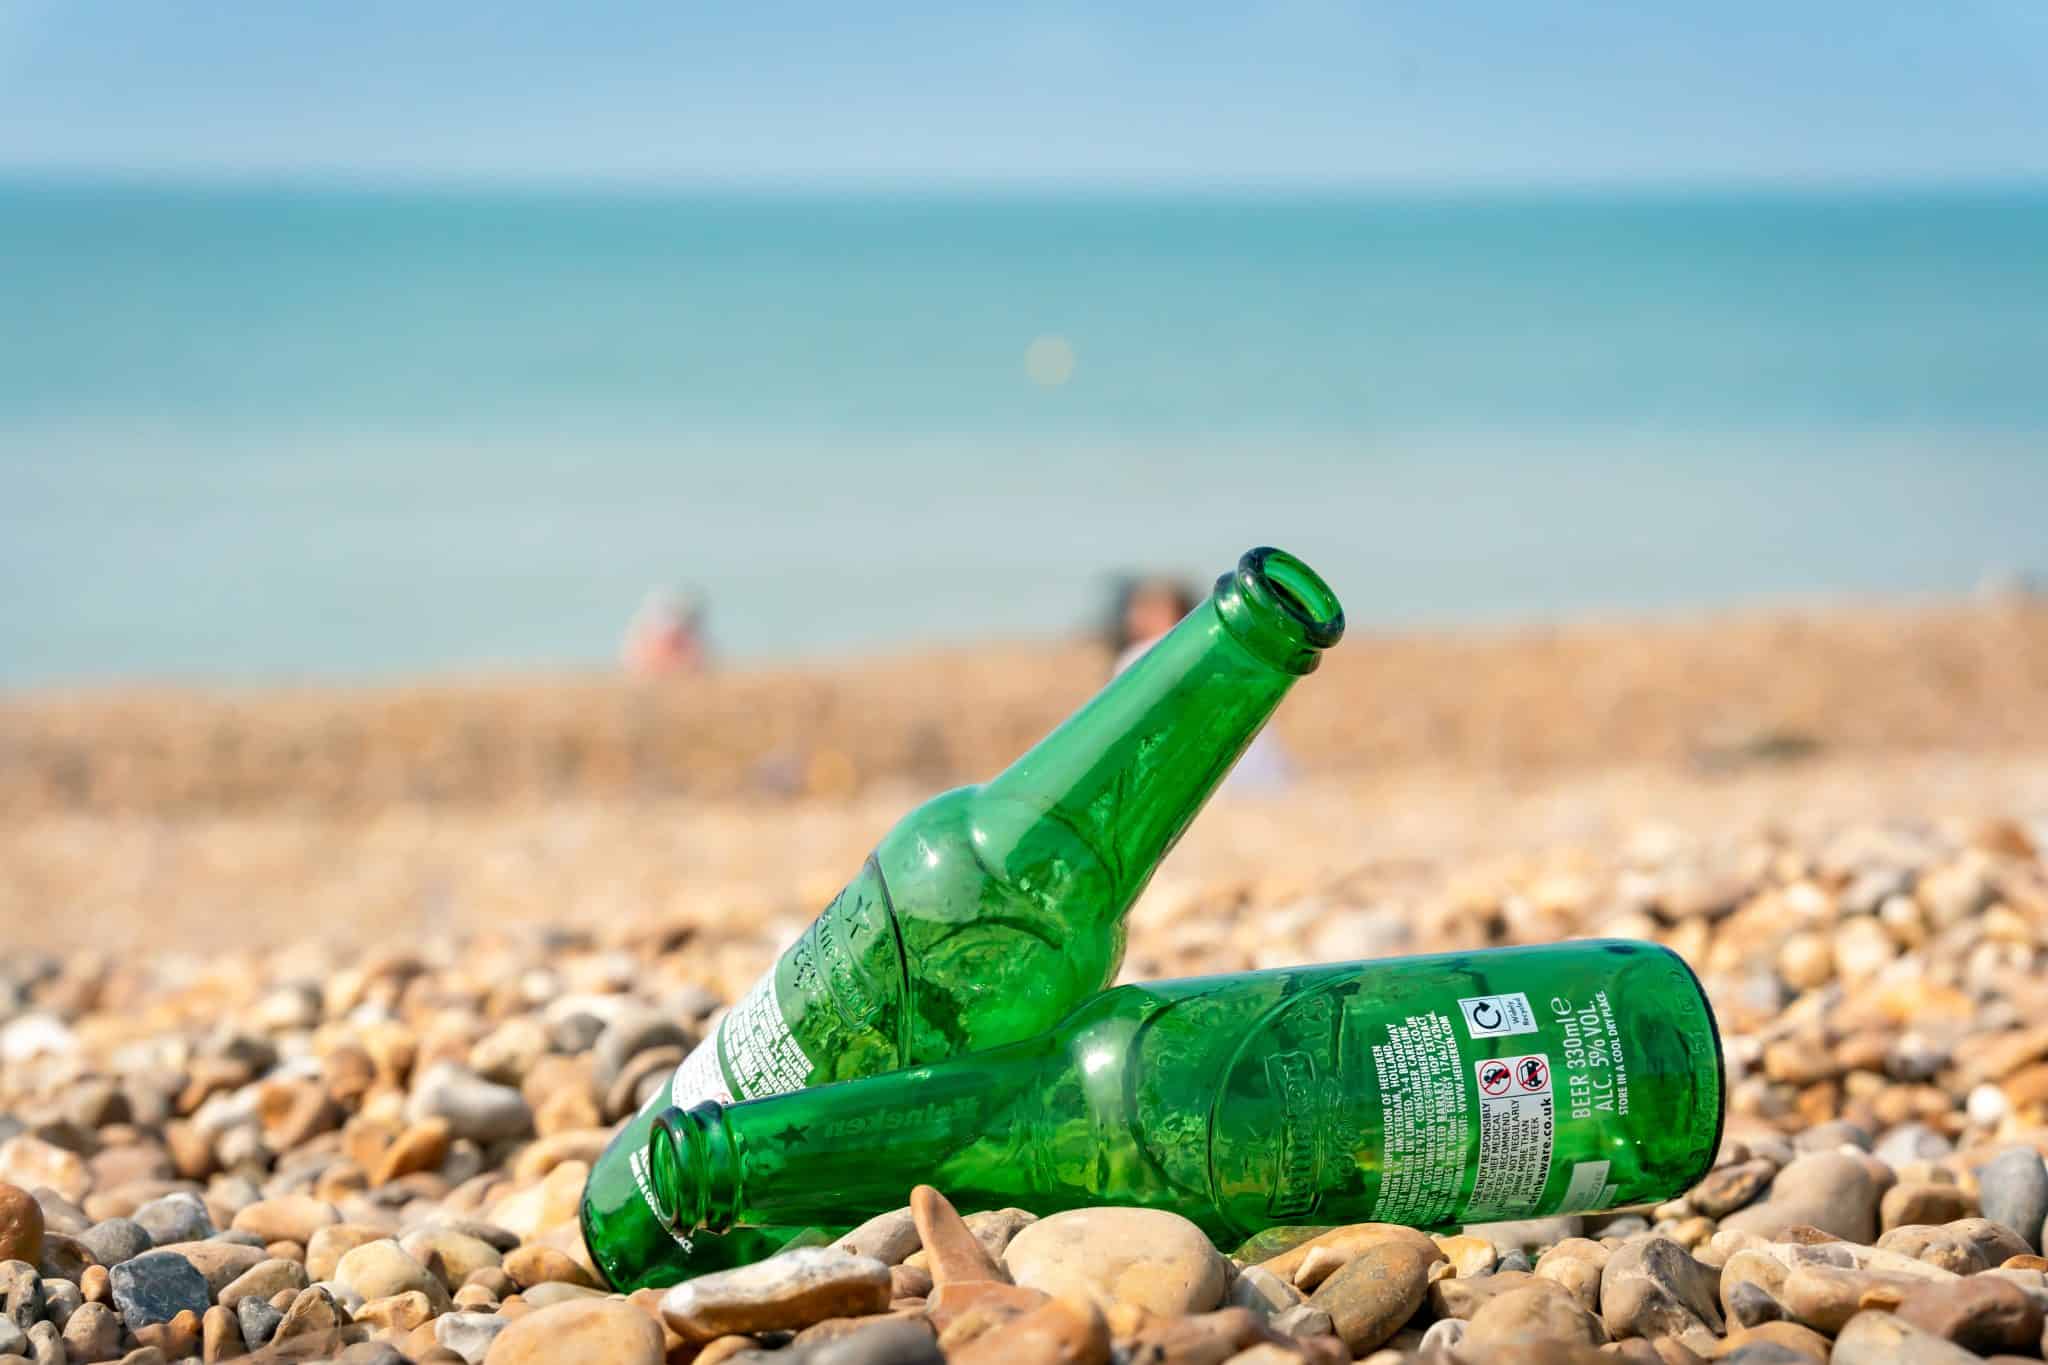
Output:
2,0,2045,186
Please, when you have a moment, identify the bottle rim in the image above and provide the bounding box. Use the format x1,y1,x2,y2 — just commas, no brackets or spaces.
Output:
1214,547,1345,674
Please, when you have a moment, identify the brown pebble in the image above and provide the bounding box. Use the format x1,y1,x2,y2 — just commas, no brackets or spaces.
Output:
133,1308,202,1360
951,1295,1110,1365
118,1348,170,1365
502,1243,601,1291
928,1281,1051,1332
372,1118,452,1186
357,1289,438,1333
911,1185,1009,1287
892,1264,934,1299
200,1303,244,1362
0,1181,45,1265
465,1266,518,1297
81,1262,111,1303
693,1334,761,1365
2001,1254,2048,1271
1305,1242,1434,1353
479,1298,667,1365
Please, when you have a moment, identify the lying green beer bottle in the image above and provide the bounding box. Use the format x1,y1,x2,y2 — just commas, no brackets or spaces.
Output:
583,547,1345,1289
630,942,1722,1253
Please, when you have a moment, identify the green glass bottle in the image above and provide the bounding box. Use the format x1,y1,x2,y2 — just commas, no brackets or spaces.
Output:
583,547,1345,1290
633,941,1722,1256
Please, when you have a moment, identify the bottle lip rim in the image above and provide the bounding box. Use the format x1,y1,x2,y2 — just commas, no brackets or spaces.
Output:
1239,547,1345,651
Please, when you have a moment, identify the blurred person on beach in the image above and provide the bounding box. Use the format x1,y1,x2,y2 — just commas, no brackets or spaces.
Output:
1105,574,1295,794
622,588,709,677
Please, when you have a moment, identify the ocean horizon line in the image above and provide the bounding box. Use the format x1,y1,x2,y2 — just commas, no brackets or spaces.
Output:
5,165,2047,205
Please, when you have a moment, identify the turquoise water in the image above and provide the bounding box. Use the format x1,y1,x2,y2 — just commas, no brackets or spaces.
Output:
3,180,2045,685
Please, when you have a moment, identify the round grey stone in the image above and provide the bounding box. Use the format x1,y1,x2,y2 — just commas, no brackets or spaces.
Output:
1980,1147,2048,1253
238,1295,284,1349
132,1192,215,1247
79,1219,152,1268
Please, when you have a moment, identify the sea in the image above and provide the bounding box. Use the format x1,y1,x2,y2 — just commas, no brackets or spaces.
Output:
3,179,2045,686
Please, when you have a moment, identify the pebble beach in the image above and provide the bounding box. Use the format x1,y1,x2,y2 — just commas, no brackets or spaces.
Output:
5,596,2048,1364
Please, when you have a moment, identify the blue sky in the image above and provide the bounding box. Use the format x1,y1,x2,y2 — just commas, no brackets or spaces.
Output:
1,0,2044,187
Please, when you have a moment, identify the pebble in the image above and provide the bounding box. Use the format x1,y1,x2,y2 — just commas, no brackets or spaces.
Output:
0,1261,39,1331
1003,1209,1226,1315
436,1309,510,1364
1690,1160,1777,1219
0,1190,40,1268
500,1244,599,1291
273,1284,342,1342
336,1239,454,1309
61,1301,119,1362
911,1186,1008,1287
659,1247,891,1343
1268,1303,1334,1340
307,1224,388,1281
1601,1237,1724,1342
41,1277,80,1329
236,1295,283,1350
1829,1309,1986,1364
481,1298,665,1365
1225,1265,1301,1317
130,1193,213,1247
360,1289,439,1332
1433,1233,1498,1278
949,1296,1108,1365
1894,1272,2043,1354
151,1241,263,1296
218,1256,308,1308
108,1252,210,1330
0,1140,88,1205
1462,1284,1608,1349
838,1208,921,1265
409,1064,535,1144
1304,1240,1434,1353
78,1219,152,1269
401,1228,505,1292
1880,1182,1977,1231
200,1303,242,1361
1721,1152,1879,1243
1979,1147,2048,1253
809,1316,944,1365
229,1196,338,1246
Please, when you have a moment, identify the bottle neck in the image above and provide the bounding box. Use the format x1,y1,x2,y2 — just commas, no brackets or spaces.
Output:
646,1038,1054,1239
978,548,1342,907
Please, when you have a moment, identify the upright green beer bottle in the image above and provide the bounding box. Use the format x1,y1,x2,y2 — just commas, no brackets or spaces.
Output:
630,942,1723,1253
583,548,1345,1289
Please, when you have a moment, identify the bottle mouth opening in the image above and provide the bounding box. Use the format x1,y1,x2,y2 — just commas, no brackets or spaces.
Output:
649,1112,692,1232
1241,548,1344,650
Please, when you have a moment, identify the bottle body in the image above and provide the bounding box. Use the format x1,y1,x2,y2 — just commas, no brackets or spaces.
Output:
582,548,1346,1289
643,941,1724,1246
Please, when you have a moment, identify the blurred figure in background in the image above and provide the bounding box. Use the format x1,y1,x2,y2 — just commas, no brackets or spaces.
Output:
1103,573,1295,794
622,588,709,677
